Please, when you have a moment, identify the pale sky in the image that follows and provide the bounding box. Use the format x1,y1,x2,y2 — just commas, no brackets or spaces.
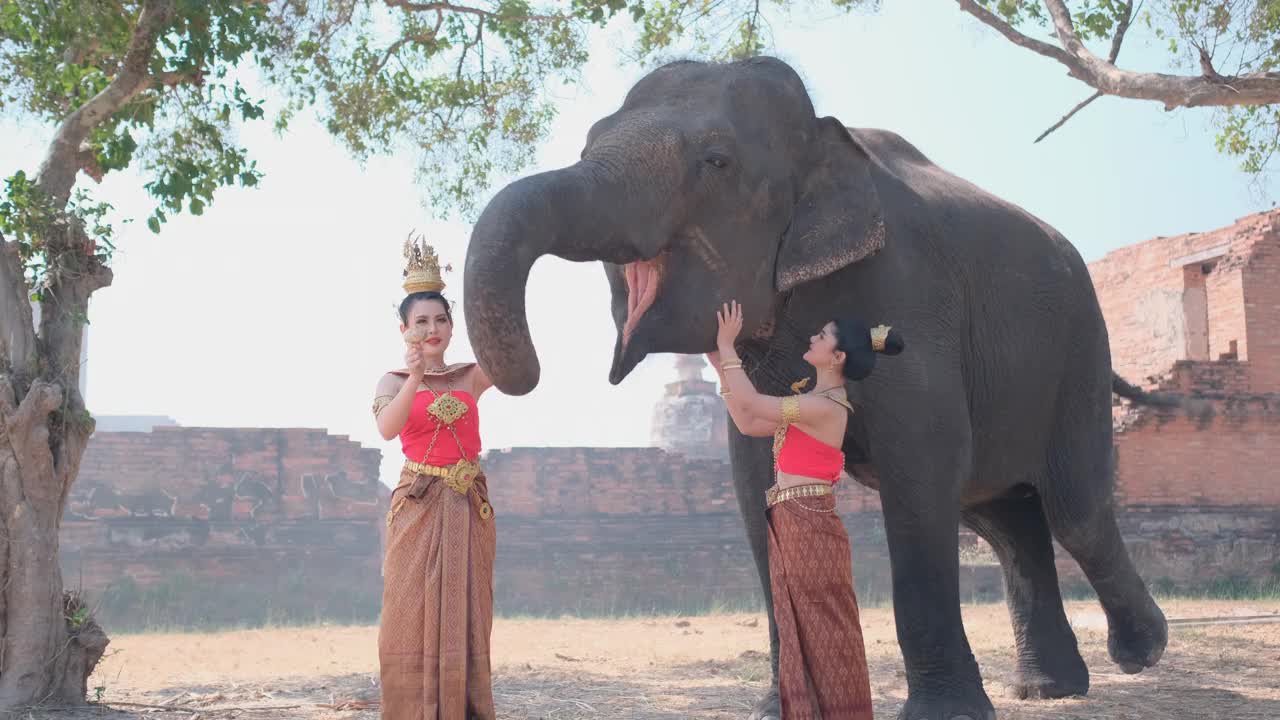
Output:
1,1,1270,488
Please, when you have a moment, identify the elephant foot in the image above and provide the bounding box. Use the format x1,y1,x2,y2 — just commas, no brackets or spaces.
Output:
1004,671,1088,701
746,686,780,720
1004,645,1090,700
1107,599,1168,674
898,690,996,720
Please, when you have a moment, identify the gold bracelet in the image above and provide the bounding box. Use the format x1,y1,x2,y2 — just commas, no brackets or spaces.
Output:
719,388,732,397
721,361,744,371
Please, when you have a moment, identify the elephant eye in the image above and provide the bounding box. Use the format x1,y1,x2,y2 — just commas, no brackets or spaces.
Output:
704,153,730,169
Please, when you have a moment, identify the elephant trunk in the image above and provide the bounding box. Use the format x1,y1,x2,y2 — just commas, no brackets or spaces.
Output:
464,162,665,395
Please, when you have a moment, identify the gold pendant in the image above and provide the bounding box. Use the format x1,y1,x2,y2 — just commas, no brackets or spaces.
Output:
444,459,480,495
479,501,493,520
427,392,468,425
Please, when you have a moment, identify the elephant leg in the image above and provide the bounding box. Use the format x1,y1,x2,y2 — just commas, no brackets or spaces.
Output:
877,424,996,720
1042,491,1167,673
1040,419,1167,674
961,489,1089,700
728,424,782,720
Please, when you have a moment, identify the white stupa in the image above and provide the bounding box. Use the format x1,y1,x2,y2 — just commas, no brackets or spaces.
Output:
650,355,729,460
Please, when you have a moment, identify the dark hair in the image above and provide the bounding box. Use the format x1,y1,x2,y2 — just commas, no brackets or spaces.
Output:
832,319,905,381
399,291,453,324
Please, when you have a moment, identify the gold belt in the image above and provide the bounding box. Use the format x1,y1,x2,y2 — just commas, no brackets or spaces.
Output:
387,458,489,528
403,457,482,495
766,483,833,508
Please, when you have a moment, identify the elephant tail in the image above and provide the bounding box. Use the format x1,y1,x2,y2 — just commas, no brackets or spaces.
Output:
1111,372,1181,408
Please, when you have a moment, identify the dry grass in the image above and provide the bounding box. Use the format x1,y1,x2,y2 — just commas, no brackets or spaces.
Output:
17,600,1280,719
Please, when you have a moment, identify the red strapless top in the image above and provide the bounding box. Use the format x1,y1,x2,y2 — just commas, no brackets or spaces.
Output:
776,425,844,483
399,390,482,465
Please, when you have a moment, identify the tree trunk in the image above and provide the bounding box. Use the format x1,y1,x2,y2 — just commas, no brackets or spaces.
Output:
0,223,112,710
0,378,107,708
0,1,172,708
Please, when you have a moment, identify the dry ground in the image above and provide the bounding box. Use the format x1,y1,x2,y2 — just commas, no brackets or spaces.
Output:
16,600,1280,719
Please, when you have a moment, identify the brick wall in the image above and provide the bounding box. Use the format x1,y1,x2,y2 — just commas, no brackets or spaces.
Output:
1113,399,1280,507
1089,209,1280,392
61,428,389,629
481,448,996,613
1242,228,1280,390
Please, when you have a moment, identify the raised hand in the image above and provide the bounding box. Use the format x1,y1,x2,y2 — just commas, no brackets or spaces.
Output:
716,300,744,353
403,328,427,379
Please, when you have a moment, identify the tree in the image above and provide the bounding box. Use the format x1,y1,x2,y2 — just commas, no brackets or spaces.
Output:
957,1,1280,174
0,0,872,710
265,0,877,215
0,0,278,708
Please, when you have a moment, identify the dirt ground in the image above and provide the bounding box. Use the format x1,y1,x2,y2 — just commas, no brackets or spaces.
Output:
19,599,1280,719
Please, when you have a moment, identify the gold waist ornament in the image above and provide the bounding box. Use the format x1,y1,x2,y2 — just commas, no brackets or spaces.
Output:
403,457,482,495
766,482,833,508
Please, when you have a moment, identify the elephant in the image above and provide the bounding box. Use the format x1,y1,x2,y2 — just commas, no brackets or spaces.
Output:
463,56,1170,720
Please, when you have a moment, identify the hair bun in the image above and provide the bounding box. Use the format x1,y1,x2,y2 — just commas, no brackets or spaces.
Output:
869,324,905,356
879,327,905,356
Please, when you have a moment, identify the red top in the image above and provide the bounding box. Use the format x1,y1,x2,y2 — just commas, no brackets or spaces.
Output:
776,425,844,483
399,390,482,465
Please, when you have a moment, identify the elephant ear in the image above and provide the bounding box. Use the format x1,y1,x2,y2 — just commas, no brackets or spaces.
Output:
775,117,886,293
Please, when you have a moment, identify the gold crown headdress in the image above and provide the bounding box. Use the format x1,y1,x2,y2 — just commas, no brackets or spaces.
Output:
402,231,451,295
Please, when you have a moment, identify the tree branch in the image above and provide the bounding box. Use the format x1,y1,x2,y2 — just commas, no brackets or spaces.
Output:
954,0,1079,68
34,0,177,206
38,221,112,398
1108,0,1136,64
374,32,440,74
384,0,561,23
0,234,36,375
1042,0,1087,58
956,0,1280,111
1035,90,1102,143
1033,2,1133,144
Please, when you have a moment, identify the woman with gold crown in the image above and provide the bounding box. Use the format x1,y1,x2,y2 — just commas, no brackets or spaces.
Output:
371,234,498,719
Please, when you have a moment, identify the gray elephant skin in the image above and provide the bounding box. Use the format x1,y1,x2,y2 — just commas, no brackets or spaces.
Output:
463,56,1170,720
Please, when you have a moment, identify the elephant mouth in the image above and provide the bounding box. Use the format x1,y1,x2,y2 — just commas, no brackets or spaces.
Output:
622,254,666,348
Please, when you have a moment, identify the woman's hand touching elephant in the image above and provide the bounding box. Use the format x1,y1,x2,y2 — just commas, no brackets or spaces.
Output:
716,300,745,355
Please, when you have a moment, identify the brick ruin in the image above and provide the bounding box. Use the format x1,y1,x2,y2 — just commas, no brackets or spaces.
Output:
60,210,1280,627
1079,209,1280,594
60,428,389,628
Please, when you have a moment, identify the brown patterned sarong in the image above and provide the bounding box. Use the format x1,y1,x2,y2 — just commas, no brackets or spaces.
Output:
379,467,496,719
767,486,874,720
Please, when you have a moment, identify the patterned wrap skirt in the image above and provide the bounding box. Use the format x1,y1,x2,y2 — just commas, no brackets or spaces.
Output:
766,485,874,720
379,467,496,719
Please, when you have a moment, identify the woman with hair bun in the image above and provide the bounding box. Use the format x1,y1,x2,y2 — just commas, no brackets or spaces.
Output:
708,300,905,720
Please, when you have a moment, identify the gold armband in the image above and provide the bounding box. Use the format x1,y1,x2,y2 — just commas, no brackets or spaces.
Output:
721,361,744,371
372,395,394,417
780,395,801,425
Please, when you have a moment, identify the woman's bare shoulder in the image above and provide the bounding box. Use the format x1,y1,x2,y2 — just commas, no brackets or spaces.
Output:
376,372,408,396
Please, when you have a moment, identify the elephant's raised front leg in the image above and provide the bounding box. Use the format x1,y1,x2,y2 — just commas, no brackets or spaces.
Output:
1040,393,1168,676
728,423,783,720
1043,492,1168,674
877,420,996,720
962,490,1089,700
